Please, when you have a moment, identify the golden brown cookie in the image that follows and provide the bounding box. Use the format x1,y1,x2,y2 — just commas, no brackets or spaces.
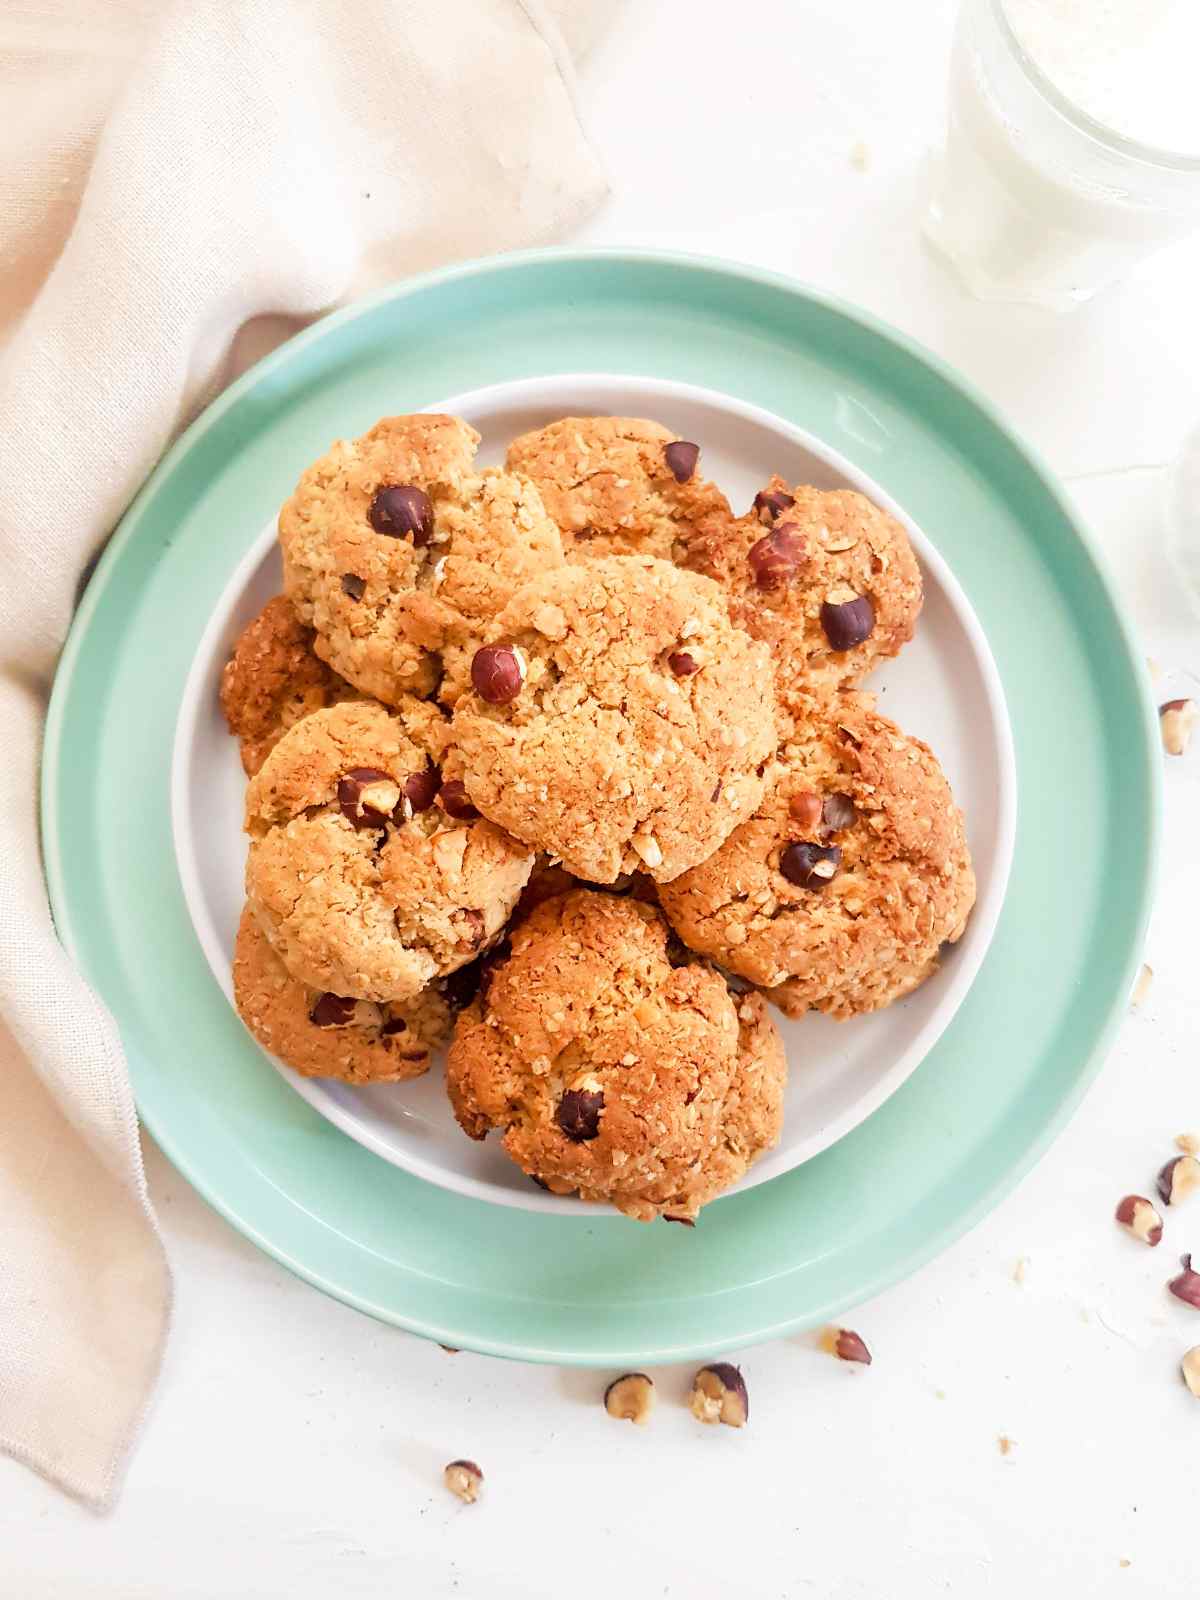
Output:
232,905,451,1083
657,693,975,1018
448,555,777,884
280,414,564,704
679,478,922,698
244,701,533,1001
446,890,785,1221
505,416,730,561
219,595,359,776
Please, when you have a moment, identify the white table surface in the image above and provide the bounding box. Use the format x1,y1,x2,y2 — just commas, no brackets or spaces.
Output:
8,3,1200,1595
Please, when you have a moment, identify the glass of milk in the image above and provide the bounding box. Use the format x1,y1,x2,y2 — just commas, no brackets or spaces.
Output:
925,0,1200,308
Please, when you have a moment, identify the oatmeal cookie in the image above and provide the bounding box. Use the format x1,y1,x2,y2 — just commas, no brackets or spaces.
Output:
244,700,533,1001
657,692,975,1018
446,890,784,1221
505,416,730,561
679,478,922,697
219,595,359,776
448,556,777,884
279,414,564,704
232,904,451,1083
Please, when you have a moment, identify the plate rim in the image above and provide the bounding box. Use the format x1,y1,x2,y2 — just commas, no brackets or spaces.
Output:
168,368,1017,1215
42,247,1161,1363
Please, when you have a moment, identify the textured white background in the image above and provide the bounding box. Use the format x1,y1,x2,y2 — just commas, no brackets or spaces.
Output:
7,1,1200,1594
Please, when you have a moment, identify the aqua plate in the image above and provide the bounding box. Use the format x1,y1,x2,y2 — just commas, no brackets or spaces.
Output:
42,250,1159,1363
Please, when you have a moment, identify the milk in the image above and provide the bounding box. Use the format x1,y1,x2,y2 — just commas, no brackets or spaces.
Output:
925,0,1200,308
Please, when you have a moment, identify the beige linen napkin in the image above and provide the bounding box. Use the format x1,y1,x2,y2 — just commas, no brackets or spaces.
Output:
0,0,606,1510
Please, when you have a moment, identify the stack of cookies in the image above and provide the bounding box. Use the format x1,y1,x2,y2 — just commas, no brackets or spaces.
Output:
223,413,975,1222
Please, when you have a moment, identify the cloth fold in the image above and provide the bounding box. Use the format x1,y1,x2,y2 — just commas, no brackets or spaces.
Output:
0,0,606,1509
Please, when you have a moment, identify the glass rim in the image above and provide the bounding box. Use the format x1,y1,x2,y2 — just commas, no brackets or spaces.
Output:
992,0,1200,174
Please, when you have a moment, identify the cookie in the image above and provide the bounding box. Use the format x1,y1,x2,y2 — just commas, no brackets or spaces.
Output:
505,416,730,561
446,890,784,1221
219,595,358,776
244,700,533,1001
448,555,777,884
657,692,975,1018
232,904,451,1083
679,479,922,697
279,414,564,704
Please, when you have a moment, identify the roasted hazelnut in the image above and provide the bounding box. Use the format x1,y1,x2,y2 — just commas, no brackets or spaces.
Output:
819,1326,872,1365
1115,1194,1164,1246
1168,1254,1200,1308
604,1372,656,1424
1159,697,1197,757
443,1459,483,1503
779,840,841,888
820,593,875,651
337,767,399,830
821,793,857,832
1182,1347,1200,1398
752,488,795,525
1158,1156,1200,1207
471,643,525,704
438,778,480,820
340,573,366,600
788,791,823,831
369,484,433,545
309,993,357,1028
556,1088,604,1141
402,762,441,814
748,524,805,589
664,440,700,482
688,1363,748,1427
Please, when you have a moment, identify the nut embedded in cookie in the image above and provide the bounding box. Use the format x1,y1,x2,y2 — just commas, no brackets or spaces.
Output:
445,890,785,1221
232,905,451,1083
505,415,731,562
448,556,778,884
279,414,565,706
677,477,922,697
657,692,976,1019
243,700,533,1001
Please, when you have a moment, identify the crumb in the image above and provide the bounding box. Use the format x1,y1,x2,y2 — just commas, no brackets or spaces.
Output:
998,1435,1015,1457
934,1388,946,1400
1012,1256,1028,1285
1119,1559,1131,1569
849,140,870,172
1130,963,1153,1009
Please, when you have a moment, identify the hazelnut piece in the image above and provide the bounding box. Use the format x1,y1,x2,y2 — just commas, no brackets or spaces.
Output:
820,593,875,651
471,643,525,704
821,793,857,832
1158,1155,1200,1207
604,1372,656,1424
1182,1347,1200,1398
1115,1194,1164,1246
1176,1132,1200,1157
819,1326,872,1364
664,440,700,482
752,488,795,524
443,1459,483,1503
438,778,480,821
688,1363,748,1427
556,1088,604,1142
1159,697,1197,757
337,767,398,830
748,524,805,589
780,841,842,888
788,791,823,830
1168,1254,1200,1308
369,484,433,545
667,650,700,677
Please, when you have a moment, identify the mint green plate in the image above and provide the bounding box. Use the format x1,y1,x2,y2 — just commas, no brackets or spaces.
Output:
42,250,1158,1363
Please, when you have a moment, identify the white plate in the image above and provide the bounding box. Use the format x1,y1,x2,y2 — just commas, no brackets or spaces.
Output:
172,374,1016,1216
